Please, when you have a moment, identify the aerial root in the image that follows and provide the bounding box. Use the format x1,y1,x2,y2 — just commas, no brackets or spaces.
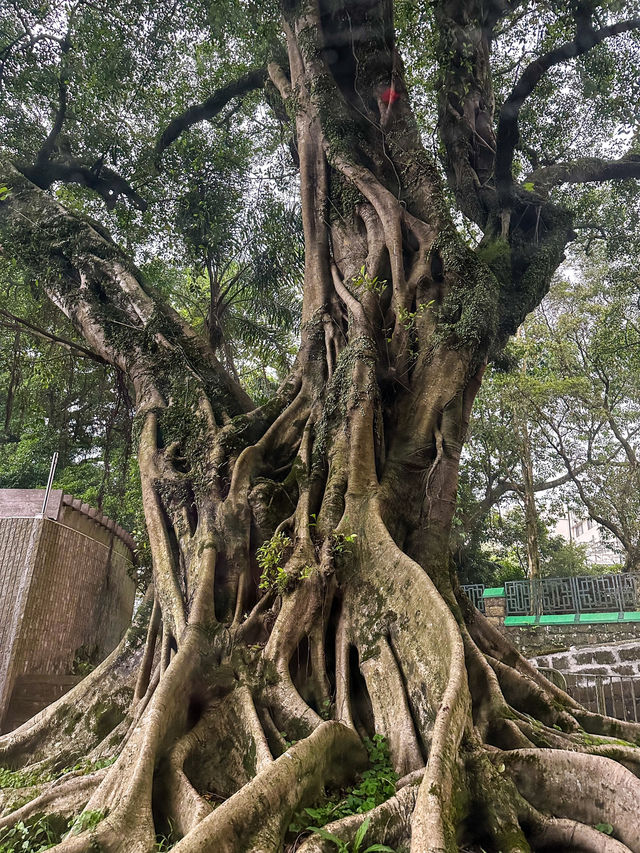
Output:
295,778,420,853
486,654,578,732
119,664,161,750
169,721,367,853
358,637,423,775
503,748,640,851
134,595,161,701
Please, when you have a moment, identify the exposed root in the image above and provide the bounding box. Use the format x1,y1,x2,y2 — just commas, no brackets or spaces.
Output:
351,506,470,852
463,746,531,853
586,743,640,776
295,779,420,852
163,717,215,837
504,748,640,850
0,771,105,828
0,599,149,769
359,637,423,776
468,611,581,711
486,654,579,732
460,624,532,749
572,708,640,743
526,815,634,853
170,722,367,853
181,687,273,806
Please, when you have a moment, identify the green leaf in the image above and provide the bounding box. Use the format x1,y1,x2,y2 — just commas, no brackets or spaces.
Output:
353,816,371,852
308,826,348,852
595,823,614,835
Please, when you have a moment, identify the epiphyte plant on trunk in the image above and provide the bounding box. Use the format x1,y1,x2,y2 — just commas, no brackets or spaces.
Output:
2,0,640,851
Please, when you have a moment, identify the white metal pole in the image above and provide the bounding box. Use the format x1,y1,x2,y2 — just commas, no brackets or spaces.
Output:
41,451,59,516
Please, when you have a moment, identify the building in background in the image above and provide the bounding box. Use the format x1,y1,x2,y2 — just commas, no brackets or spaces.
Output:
555,512,621,567
0,489,136,732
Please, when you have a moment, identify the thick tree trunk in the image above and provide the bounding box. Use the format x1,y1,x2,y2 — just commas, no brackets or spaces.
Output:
2,2,640,852
517,419,541,581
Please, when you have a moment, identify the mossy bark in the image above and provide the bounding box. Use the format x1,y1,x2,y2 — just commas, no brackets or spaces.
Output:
2,1,640,851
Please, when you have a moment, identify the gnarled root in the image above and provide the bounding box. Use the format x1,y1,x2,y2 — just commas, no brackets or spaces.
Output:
504,748,640,851
296,779,420,852
170,721,366,853
0,771,106,828
526,816,634,853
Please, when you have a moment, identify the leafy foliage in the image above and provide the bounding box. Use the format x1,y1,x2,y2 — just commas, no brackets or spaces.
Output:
0,815,66,853
256,531,292,592
66,810,106,836
289,735,398,836
0,809,105,853
308,817,396,853
456,254,640,581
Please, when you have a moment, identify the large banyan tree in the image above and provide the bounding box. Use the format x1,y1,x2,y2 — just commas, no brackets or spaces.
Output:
2,0,640,850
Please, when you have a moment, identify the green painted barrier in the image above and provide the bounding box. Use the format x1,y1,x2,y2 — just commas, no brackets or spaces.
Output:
578,612,618,623
482,587,505,598
504,615,536,626
504,611,640,626
540,614,576,624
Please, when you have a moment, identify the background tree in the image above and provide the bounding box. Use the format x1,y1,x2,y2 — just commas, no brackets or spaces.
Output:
0,258,140,529
2,1,640,852
453,335,584,584
456,255,639,581
520,258,640,570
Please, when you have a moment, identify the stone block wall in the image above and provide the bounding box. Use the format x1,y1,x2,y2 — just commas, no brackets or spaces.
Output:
503,621,640,659
16,520,134,675
529,638,640,677
0,491,136,732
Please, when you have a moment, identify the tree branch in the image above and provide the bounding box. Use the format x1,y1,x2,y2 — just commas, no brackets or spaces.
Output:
153,67,268,167
0,308,109,365
19,158,148,211
495,16,640,204
536,416,632,553
527,154,640,192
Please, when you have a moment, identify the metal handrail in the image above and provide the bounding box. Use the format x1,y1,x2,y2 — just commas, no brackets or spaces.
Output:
504,573,640,617
539,668,640,723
